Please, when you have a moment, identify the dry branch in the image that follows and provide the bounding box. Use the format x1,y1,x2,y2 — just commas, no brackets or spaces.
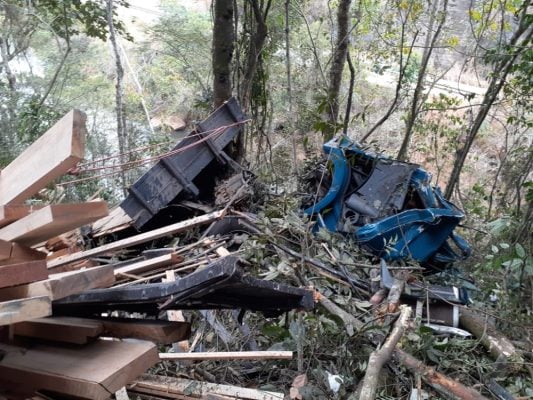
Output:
393,349,490,400
460,308,523,368
359,305,411,400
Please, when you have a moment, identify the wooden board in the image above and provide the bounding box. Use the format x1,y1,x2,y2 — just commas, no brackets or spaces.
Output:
0,260,48,289
0,109,86,205
0,264,114,301
0,202,108,246
48,210,225,270
0,205,43,228
92,206,133,238
158,351,293,361
0,339,159,400
133,375,284,400
0,296,51,326
0,239,47,265
13,316,103,344
14,316,191,345
115,253,180,277
100,317,191,344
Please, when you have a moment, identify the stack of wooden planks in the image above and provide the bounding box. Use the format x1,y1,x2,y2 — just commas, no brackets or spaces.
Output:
0,110,163,399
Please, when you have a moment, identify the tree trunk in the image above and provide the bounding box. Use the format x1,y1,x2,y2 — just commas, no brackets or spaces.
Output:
240,0,271,109
397,0,448,161
444,11,532,199
326,0,352,140
107,0,128,197
212,0,234,108
343,50,355,135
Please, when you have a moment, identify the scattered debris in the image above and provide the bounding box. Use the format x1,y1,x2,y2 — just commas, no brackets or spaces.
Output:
0,99,529,399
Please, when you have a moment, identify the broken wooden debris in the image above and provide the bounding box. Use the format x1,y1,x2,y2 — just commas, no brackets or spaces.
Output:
13,316,191,345
158,351,293,361
0,296,51,326
0,202,108,246
114,252,182,277
130,374,285,400
0,264,114,301
0,339,159,400
48,210,225,269
0,109,86,205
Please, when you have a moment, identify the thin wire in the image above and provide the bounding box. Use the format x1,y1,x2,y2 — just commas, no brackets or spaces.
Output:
58,119,250,186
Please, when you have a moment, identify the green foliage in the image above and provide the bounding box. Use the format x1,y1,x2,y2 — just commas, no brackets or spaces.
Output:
35,0,132,40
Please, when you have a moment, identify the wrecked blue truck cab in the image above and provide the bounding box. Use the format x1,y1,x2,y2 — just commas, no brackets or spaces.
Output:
304,136,470,267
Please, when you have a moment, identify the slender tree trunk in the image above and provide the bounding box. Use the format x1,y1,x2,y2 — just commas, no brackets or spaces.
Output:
325,0,352,140
444,15,532,198
285,0,298,174
212,0,234,108
343,50,355,135
397,0,448,161
240,0,271,109
107,0,128,197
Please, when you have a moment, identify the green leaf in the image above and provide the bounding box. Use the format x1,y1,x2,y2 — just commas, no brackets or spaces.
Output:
515,243,526,258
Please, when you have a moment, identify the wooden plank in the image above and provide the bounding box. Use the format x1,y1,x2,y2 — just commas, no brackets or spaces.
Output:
0,239,47,265
0,296,51,326
0,339,159,400
0,260,48,289
13,316,191,345
0,205,43,228
99,317,191,344
0,264,114,301
133,375,284,400
48,210,225,270
13,316,103,344
0,202,108,246
158,351,293,361
0,109,86,205
115,253,180,277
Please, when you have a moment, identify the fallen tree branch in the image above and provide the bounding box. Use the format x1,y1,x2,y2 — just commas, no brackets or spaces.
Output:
359,304,411,400
315,291,363,336
393,349,490,400
459,308,523,369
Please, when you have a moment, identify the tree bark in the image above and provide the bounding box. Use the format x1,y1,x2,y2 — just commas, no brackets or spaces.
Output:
326,0,352,140
107,0,128,197
240,0,271,109
444,9,532,199
212,0,235,108
285,0,298,174
394,349,490,400
343,50,355,135
397,0,448,161
459,308,523,368
359,305,411,400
